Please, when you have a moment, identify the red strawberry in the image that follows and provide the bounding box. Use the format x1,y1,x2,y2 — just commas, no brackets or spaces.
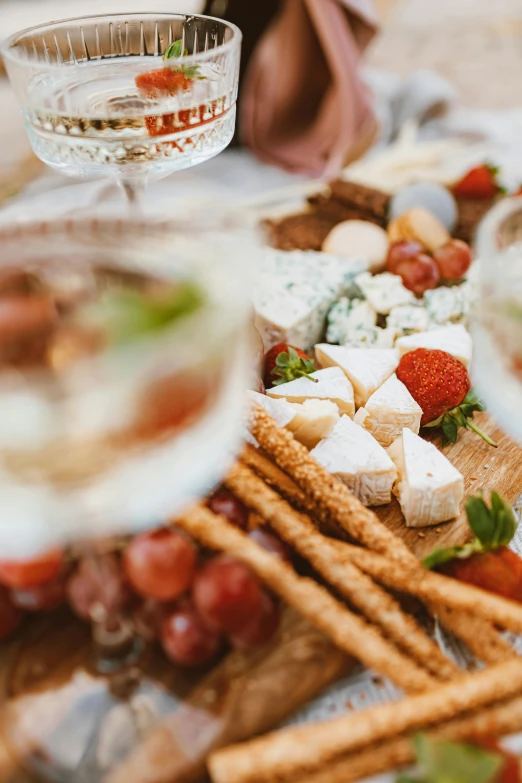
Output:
453,164,504,200
424,492,521,604
472,737,521,783
135,68,193,99
397,348,496,446
263,344,316,389
442,548,522,603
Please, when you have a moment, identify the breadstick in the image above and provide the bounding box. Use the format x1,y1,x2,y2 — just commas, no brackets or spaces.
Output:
227,462,457,680
434,605,516,664
330,542,522,635
242,434,513,661
177,506,437,693
208,658,522,783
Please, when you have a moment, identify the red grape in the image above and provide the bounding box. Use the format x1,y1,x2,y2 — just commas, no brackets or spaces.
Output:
123,528,197,602
67,554,130,622
230,592,280,650
192,555,263,634
11,577,66,612
0,549,64,589
386,241,424,274
394,254,439,295
160,608,222,667
208,489,249,530
433,239,473,279
249,528,291,561
0,585,24,640
132,598,175,641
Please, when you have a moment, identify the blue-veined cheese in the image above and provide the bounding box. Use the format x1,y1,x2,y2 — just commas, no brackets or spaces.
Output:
355,271,415,314
387,303,430,336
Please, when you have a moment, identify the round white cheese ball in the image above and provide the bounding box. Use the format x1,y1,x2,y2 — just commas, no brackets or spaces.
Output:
322,220,389,273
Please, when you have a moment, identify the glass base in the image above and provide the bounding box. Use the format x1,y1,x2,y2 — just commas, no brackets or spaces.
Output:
0,610,200,783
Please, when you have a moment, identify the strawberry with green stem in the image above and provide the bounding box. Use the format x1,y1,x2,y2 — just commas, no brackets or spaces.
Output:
263,344,317,388
135,38,204,99
396,348,497,447
423,492,522,605
453,163,506,200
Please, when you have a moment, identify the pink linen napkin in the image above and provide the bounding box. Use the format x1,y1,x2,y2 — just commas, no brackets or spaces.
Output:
240,0,379,177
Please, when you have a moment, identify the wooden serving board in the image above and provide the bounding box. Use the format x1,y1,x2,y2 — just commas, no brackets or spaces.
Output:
378,412,522,559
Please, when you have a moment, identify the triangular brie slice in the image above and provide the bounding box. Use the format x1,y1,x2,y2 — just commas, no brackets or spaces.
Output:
267,367,355,418
311,415,397,506
387,428,464,527
354,374,422,447
286,399,339,450
395,324,472,367
315,344,399,408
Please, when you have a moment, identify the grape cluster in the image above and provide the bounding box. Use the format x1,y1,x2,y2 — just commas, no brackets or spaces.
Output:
0,490,286,668
387,239,473,296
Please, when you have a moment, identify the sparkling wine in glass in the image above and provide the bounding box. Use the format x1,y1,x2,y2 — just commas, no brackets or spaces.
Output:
1,14,242,203
473,196,522,445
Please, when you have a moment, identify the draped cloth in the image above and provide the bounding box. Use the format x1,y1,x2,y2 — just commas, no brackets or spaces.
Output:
239,0,379,177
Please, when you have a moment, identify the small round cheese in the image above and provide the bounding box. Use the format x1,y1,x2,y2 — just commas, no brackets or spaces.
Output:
322,220,389,273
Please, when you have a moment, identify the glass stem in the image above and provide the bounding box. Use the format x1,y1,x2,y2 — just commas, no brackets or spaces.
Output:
119,177,146,210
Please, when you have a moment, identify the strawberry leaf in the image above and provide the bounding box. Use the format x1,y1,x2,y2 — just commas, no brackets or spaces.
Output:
465,494,495,547
490,491,517,547
424,389,497,448
164,40,188,59
407,734,504,783
423,545,471,570
272,347,318,385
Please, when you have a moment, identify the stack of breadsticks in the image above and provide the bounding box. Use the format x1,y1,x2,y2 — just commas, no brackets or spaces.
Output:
116,402,522,783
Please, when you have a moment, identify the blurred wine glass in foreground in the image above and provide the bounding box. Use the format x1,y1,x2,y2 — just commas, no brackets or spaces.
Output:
0,215,253,782
474,196,522,445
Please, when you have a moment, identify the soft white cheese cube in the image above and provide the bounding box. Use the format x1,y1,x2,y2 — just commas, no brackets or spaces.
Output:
354,374,422,447
355,272,415,314
254,250,365,352
311,416,397,506
395,324,472,367
387,304,430,336
315,344,399,408
387,428,464,527
286,399,340,449
267,367,355,418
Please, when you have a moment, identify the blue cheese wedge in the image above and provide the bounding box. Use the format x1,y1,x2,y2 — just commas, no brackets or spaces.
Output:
254,250,366,352
326,298,376,344
315,344,399,407
355,272,415,314
311,415,397,506
387,304,430,336
387,428,464,527
354,374,422,447
424,286,469,326
395,324,472,367
267,367,355,418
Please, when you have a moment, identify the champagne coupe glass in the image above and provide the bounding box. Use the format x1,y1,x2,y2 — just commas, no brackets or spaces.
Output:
0,215,253,782
1,14,241,204
473,196,522,445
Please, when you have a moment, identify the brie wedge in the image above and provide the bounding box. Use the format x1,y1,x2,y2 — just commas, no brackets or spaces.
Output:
395,324,472,367
354,374,422,447
286,399,340,449
315,344,399,408
311,415,397,506
247,392,338,449
387,428,464,527
267,367,355,418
